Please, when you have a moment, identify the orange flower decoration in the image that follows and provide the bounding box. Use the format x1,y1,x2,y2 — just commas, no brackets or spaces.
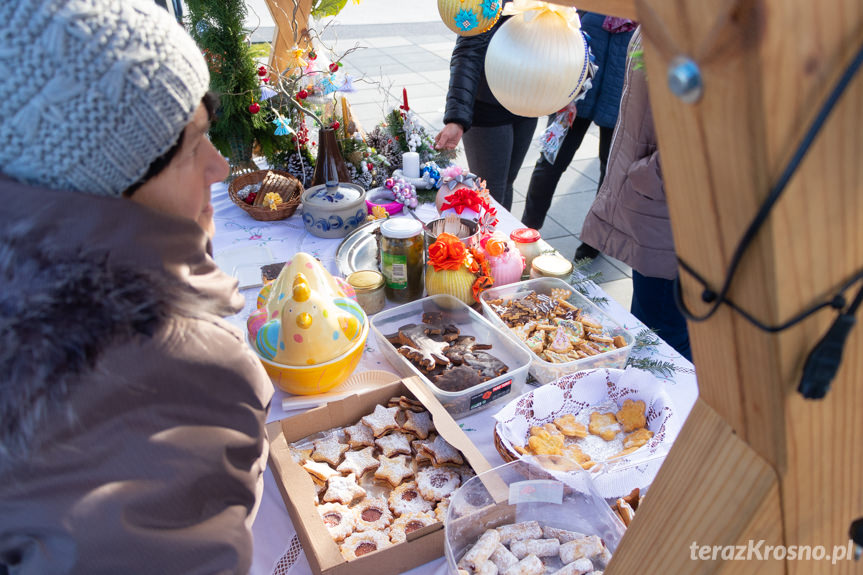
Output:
485,236,506,257
472,275,494,302
428,233,469,271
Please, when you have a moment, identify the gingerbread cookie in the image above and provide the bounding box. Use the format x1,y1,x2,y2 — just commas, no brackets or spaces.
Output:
386,395,426,413
375,431,412,457
340,530,392,561
361,404,400,437
420,434,464,466
388,511,437,544
443,335,492,365
322,472,366,505
388,481,434,516
374,454,415,487
311,434,349,466
354,496,394,532
588,412,621,441
393,323,453,371
402,409,434,439
317,502,356,542
337,446,380,477
416,466,461,501
433,364,483,392
463,350,509,379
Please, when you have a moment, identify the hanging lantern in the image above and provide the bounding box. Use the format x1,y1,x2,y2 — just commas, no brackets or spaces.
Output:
484,0,590,117
438,0,501,36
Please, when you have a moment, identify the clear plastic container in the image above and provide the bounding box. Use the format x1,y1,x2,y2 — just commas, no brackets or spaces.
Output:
445,456,626,574
370,294,531,419
479,277,635,384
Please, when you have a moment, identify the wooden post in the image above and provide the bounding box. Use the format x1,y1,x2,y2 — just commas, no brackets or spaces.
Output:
550,0,863,572
265,0,313,75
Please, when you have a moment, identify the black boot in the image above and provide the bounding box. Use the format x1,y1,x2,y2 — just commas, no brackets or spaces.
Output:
574,242,599,260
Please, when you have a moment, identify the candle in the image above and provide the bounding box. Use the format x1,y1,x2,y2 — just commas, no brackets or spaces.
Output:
401,87,409,111
402,151,420,179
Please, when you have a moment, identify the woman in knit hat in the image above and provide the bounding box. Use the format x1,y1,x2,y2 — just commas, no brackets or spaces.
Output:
0,1,273,573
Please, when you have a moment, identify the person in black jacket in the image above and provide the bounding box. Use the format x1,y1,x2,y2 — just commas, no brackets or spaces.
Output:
434,7,537,212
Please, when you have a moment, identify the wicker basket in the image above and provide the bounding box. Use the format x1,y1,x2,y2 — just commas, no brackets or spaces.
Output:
493,426,520,464
228,169,303,221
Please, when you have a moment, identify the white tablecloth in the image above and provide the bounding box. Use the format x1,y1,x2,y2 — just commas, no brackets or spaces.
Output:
208,181,698,575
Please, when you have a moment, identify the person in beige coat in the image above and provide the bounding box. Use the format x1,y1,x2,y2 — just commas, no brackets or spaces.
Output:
580,28,691,359
0,1,273,573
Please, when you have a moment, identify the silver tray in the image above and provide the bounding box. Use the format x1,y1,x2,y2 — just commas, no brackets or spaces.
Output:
335,219,382,277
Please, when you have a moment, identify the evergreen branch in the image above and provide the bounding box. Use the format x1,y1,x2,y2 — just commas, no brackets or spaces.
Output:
625,357,678,378
632,328,662,351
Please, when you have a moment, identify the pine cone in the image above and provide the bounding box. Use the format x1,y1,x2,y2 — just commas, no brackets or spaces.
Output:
354,170,373,190
286,153,314,187
383,144,402,172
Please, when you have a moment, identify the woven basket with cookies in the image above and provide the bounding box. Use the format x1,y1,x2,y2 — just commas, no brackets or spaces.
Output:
228,169,303,221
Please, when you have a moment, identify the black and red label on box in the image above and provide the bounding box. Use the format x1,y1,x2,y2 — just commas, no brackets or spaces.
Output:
469,379,513,411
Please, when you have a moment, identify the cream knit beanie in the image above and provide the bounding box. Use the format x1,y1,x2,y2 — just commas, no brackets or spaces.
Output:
0,0,210,196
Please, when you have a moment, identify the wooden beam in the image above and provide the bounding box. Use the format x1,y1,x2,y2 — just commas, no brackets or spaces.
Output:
265,0,313,75
605,0,863,572
606,400,783,573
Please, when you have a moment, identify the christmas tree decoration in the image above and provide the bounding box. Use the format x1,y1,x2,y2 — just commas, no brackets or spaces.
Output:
249,102,261,114
438,0,501,36
258,65,268,77
484,0,591,117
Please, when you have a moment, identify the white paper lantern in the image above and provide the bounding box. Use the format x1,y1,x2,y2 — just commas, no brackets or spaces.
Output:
484,1,590,117
438,0,501,37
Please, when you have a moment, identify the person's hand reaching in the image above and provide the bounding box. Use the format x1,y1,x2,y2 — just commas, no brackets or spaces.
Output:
434,122,464,150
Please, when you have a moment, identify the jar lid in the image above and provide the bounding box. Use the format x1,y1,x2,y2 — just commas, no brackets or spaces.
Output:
510,228,541,243
380,217,423,239
347,270,385,291
532,254,573,276
304,181,364,207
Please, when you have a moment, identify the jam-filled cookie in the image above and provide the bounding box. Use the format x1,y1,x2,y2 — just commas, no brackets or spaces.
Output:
375,431,412,458
340,530,393,561
416,466,461,501
337,446,380,478
361,404,400,437
354,496,394,532
374,454,415,487
317,502,356,542
388,481,433,516
322,473,366,505
389,511,437,544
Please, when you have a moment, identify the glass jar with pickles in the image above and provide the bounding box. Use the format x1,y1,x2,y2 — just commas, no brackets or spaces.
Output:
380,218,424,302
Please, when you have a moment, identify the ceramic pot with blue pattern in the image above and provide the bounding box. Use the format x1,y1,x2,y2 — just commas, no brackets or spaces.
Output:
301,180,368,239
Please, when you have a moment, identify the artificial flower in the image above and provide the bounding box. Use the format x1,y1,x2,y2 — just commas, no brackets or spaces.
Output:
454,8,479,32
263,192,283,210
472,274,494,303
371,205,389,219
428,233,468,271
485,235,506,257
480,0,500,19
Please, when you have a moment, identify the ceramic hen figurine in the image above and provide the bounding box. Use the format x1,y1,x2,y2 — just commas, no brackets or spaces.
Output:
249,253,365,365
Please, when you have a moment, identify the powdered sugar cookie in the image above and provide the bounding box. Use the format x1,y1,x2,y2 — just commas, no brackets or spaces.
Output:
434,497,451,522
354,496,393,532
312,434,349,466
510,538,560,559
337,446,380,477
541,525,585,543
389,511,437,544
416,466,461,501
303,460,340,482
420,434,464,466
588,412,621,441
496,521,542,545
375,431,412,457
361,404,400,437
344,422,375,449
615,398,646,432
388,481,434,516
322,473,366,505
340,530,393,560
318,502,356,541
411,434,437,464
374,454,415,487
402,410,435,439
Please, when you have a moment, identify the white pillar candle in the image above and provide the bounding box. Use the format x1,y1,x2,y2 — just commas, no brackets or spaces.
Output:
402,152,420,179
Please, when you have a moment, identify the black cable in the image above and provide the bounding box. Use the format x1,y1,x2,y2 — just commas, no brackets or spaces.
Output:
670,39,863,399
673,38,863,330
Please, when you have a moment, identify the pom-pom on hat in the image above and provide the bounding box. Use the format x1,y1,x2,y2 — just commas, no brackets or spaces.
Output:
0,0,210,197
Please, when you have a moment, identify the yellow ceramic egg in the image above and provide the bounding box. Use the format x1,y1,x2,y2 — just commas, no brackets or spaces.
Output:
265,252,347,316
438,0,501,36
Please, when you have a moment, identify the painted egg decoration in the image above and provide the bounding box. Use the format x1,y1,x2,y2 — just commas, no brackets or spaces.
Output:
257,281,273,309
256,319,281,361
247,307,270,342
438,0,501,36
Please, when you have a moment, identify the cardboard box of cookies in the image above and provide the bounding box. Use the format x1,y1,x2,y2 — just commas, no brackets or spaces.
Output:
370,294,532,419
479,277,636,384
266,375,494,575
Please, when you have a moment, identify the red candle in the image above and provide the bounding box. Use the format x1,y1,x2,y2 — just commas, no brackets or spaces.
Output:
401,87,409,111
